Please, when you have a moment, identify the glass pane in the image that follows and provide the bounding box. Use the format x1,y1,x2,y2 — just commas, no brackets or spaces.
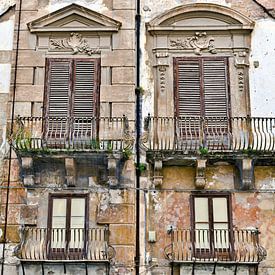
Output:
52,199,66,217
71,217,85,228
194,198,209,222
213,198,228,222
52,217,66,228
214,223,229,249
70,198,85,249
71,198,85,216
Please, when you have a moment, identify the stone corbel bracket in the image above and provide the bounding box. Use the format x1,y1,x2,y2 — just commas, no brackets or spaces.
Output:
65,158,76,187
21,157,34,186
107,154,119,187
153,159,163,186
236,158,254,190
195,159,207,189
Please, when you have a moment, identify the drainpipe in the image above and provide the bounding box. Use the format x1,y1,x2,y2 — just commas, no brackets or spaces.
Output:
1,0,22,274
135,0,141,273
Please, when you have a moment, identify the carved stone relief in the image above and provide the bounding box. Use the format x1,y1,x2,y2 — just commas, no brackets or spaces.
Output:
50,32,101,55
170,32,217,55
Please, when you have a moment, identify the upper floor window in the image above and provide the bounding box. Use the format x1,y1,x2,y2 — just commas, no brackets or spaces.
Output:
44,58,100,140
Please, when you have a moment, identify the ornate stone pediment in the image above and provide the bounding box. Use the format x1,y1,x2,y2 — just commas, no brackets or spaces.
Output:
147,3,254,33
27,3,121,33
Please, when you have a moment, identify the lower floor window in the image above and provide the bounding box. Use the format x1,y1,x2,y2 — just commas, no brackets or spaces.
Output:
191,193,233,259
48,194,88,258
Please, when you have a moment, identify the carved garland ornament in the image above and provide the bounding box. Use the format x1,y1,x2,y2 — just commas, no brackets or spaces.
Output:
50,32,101,55
170,32,217,55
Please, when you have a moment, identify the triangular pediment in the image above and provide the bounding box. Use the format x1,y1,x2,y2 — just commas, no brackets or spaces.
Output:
28,3,121,33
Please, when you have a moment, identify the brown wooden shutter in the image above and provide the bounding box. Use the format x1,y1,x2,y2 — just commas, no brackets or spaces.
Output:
46,59,72,118
175,59,201,117
203,58,228,118
73,60,96,118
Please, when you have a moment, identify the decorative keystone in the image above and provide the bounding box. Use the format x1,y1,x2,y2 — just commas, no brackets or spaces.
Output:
195,159,207,189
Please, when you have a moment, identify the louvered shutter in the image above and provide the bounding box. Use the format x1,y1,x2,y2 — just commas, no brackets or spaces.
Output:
176,59,201,117
46,60,72,140
72,60,97,139
203,58,228,118
47,60,72,118
73,60,96,118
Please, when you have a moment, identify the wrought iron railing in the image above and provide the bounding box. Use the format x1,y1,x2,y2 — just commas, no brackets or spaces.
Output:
142,116,275,153
164,228,266,263
16,226,115,261
12,116,134,151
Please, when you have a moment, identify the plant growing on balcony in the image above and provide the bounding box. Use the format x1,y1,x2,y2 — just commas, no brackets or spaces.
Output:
198,146,209,155
122,148,132,160
9,119,32,150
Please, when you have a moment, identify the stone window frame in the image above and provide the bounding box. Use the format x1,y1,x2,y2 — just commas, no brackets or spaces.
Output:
146,3,254,118
47,193,89,259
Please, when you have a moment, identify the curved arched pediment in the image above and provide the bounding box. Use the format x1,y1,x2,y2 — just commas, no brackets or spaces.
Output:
147,3,254,32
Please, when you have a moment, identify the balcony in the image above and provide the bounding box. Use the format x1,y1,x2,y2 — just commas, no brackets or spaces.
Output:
164,228,266,264
17,226,115,262
11,116,134,153
142,116,275,158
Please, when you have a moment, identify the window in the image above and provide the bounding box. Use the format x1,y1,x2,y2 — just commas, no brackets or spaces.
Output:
174,57,230,148
48,194,88,259
44,58,100,141
190,193,233,259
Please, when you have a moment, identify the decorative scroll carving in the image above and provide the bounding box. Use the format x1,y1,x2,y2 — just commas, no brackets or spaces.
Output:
170,32,217,55
50,32,101,55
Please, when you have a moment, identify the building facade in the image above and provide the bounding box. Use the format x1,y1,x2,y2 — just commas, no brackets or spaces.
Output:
0,0,274,274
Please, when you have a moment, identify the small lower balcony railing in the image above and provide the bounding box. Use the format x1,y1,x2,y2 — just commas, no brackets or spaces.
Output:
142,116,275,153
16,226,115,262
11,116,134,152
164,228,266,264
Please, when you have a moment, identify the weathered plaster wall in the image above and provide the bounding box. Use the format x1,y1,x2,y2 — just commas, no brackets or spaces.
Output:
0,6,14,151
249,19,275,117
